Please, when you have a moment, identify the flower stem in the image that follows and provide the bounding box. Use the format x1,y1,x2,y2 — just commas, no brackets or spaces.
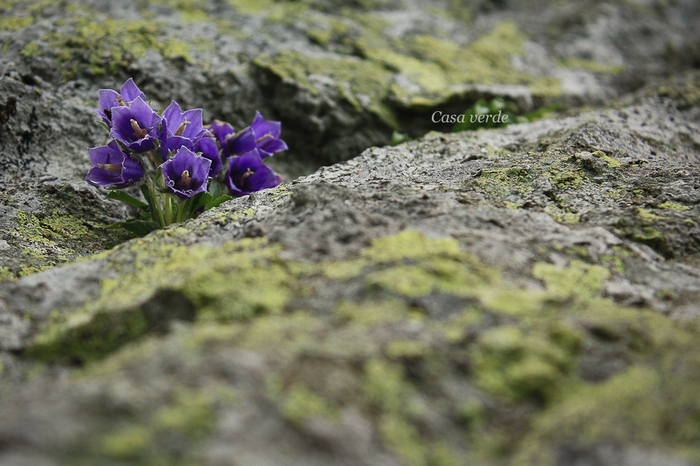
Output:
145,177,166,227
162,192,174,225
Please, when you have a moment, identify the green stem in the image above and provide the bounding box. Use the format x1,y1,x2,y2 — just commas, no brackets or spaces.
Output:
176,198,189,223
146,177,167,227
162,192,174,225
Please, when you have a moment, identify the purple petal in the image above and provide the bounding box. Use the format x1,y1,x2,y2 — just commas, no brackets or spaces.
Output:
259,138,288,158
246,164,283,192
229,127,256,156
161,135,194,161
86,141,143,188
180,108,205,140
162,101,183,130
253,119,281,139
210,120,235,147
96,89,119,126
120,78,145,103
110,97,160,152
195,135,221,177
121,155,144,185
225,149,281,196
160,146,211,199
86,167,121,187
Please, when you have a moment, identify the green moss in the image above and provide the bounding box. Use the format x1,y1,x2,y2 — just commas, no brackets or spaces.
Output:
475,167,534,199
606,188,622,199
0,15,32,31
472,324,580,401
550,169,584,188
333,299,416,325
532,260,610,299
281,384,340,426
99,426,152,459
43,12,193,78
659,201,690,211
0,267,16,283
544,205,580,224
28,308,149,362
254,49,397,128
379,412,430,466
23,247,48,260
637,208,664,223
153,389,215,437
600,254,625,273
591,150,621,167
362,21,560,105
19,40,40,57
27,238,301,362
632,226,664,242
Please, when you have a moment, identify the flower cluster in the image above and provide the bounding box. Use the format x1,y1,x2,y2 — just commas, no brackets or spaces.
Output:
86,79,286,233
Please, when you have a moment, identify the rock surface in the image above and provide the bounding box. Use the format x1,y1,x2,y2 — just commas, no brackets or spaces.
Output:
1,0,700,465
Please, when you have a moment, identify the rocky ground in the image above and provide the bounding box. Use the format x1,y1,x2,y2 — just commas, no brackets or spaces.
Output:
1,0,700,465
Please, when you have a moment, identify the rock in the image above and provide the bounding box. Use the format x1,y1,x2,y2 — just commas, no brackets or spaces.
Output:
0,72,698,464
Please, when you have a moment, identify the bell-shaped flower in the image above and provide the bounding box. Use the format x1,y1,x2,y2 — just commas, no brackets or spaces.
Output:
110,97,161,152
209,119,235,158
85,140,143,188
228,111,288,158
194,135,221,177
159,133,194,161
161,146,212,199
160,101,207,142
95,78,145,128
224,148,282,196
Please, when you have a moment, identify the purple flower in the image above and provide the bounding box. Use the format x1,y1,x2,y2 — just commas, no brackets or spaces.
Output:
85,141,143,188
209,119,235,158
160,101,207,142
95,78,145,128
158,101,209,160
228,111,288,158
161,147,212,199
224,149,282,196
194,135,221,177
110,97,161,152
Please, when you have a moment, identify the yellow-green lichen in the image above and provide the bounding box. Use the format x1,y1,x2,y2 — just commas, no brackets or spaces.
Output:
254,49,396,127
592,150,621,168
472,324,580,401
637,208,664,223
659,201,690,211
95,386,221,461
560,58,624,75
532,260,610,299
544,205,580,224
28,307,150,362
0,15,32,31
0,267,16,283
99,426,152,460
19,40,40,57
281,384,340,427
152,389,216,437
45,14,191,78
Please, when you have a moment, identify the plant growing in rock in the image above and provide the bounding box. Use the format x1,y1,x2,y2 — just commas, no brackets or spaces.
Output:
86,78,286,235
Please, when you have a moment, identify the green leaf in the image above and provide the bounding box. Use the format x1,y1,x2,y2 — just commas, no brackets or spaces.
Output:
106,191,148,210
107,218,160,236
208,180,223,199
205,195,232,210
192,192,213,212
